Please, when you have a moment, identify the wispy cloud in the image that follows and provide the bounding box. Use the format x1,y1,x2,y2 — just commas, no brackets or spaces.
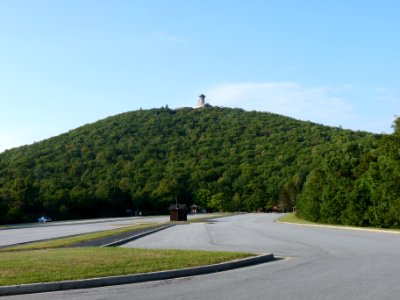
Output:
131,32,189,46
206,82,357,127
357,117,395,134
154,32,188,44
375,86,400,105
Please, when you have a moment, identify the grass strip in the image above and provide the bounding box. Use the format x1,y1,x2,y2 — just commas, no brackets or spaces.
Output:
277,213,400,232
184,212,240,224
276,213,317,225
0,223,160,252
0,247,252,286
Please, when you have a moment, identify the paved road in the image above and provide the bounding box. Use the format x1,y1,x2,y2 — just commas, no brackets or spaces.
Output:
0,214,214,247
0,216,168,247
4,214,400,299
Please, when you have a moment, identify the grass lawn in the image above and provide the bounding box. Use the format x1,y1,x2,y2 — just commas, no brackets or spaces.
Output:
276,213,317,225
0,247,252,286
183,212,239,224
0,223,161,252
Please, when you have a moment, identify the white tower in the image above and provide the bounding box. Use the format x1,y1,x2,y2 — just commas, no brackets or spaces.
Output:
198,94,205,108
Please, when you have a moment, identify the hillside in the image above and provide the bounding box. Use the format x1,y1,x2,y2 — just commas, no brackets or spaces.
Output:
0,107,380,224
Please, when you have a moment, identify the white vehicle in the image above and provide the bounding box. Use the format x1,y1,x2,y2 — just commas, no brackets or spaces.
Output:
38,216,52,223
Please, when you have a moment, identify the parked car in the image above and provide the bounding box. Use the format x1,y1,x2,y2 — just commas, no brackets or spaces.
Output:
38,216,52,223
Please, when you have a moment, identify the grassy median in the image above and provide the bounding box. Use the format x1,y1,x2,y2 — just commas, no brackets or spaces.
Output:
0,247,252,286
0,223,160,252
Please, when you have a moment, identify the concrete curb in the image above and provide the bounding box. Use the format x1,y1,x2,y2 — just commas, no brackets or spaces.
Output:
101,224,175,247
0,253,274,296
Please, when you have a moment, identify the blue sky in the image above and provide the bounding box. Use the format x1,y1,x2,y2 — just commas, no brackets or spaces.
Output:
1,0,399,152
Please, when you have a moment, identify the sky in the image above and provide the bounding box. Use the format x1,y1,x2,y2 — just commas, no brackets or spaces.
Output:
1,0,399,152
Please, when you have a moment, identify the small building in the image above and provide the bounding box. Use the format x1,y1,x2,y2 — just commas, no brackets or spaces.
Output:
169,204,188,221
190,204,199,214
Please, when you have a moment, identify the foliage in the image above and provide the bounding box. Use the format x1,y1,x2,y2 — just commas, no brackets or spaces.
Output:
297,117,400,228
0,106,384,225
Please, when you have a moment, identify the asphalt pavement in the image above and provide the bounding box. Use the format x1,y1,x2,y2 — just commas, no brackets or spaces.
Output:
3,213,400,299
0,216,167,247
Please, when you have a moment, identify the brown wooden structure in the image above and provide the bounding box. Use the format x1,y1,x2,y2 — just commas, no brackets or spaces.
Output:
169,204,187,221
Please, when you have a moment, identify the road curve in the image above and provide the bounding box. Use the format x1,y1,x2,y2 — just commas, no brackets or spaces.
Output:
3,213,400,300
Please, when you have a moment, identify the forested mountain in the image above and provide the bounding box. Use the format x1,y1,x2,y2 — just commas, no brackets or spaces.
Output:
0,106,393,227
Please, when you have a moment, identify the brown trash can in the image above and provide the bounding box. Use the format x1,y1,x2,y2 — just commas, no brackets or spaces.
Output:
169,204,187,221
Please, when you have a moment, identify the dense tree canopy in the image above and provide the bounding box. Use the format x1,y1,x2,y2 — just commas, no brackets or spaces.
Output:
1,106,395,227
296,119,400,228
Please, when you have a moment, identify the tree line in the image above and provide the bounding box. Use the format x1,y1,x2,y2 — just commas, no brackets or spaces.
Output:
297,118,399,228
